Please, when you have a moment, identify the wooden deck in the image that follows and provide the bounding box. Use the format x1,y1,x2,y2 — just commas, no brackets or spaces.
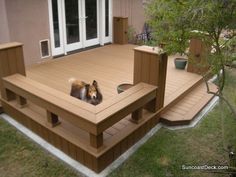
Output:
24,44,217,134
0,43,217,173
25,43,217,132
27,44,135,101
26,44,204,106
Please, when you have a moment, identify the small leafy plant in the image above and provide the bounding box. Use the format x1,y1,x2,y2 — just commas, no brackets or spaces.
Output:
145,0,191,56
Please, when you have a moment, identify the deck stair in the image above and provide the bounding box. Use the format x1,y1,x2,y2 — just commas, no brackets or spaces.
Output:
161,81,218,125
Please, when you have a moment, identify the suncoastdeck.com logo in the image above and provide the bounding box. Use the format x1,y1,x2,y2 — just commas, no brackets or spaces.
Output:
182,164,229,170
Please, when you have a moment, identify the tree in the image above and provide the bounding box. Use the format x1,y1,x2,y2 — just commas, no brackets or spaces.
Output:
191,1,236,120
146,0,192,56
146,0,236,174
146,0,236,115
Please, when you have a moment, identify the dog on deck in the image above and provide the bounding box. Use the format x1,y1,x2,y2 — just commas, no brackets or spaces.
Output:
69,78,103,105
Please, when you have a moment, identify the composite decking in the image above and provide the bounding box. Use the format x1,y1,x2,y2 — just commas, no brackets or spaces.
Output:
25,44,217,125
27,44,134,101
161,82,217,125
0,43,217,173
26,44,206,109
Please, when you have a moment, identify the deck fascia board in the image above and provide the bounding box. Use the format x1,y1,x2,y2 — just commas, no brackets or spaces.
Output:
95,86,157,133
0,42,23,51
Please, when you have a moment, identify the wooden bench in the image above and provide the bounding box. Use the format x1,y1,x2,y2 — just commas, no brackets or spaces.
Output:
2,74,157,149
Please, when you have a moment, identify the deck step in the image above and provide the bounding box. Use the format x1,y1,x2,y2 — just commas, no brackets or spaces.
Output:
161,82,218,126
163,74,203,113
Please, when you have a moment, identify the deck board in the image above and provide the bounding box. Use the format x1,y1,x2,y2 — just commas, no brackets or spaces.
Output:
3,44,215,137
161,82,217,125
27,45,134,101
25,44,214,126
27,44,202,104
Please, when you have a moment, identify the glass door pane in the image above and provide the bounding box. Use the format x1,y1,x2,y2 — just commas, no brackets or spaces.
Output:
105,0,109,37
65,0,80,44
52,0,60,48
85,0,97,40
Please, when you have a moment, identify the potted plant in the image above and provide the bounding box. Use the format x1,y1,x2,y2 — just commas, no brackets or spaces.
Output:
145,0,191,69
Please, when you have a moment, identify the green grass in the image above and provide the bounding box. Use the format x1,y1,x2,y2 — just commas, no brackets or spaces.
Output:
0,69,236,177
110,69,236,177
0,120,80,177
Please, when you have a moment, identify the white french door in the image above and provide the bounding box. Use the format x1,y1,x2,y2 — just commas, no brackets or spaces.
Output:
83,0,100,47
104,0,112,44
63,0,83,52
49,0,112,56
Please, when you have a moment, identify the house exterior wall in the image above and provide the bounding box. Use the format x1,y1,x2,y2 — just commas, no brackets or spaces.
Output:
0,0,146,66
5,0,51,66
113,0,146,34
0,0,10,43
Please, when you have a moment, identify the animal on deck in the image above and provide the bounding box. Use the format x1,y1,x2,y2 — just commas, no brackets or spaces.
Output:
68,78,103,105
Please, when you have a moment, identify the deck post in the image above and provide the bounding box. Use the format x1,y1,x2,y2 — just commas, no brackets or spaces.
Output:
0,42,26,102
46,111,61,127
90,133,103,149
16,95,27,108
131,107,143,124
187,38,210,74
133,46,168,112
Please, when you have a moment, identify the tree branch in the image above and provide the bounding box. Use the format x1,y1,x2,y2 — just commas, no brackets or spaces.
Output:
203,76,236,118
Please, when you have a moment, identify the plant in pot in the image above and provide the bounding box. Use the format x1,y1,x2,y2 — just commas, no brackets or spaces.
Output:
145,0,191,69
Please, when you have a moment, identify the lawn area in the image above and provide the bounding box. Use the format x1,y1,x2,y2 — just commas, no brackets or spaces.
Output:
0,121,80,177
0,68,236,177
110,68,236,177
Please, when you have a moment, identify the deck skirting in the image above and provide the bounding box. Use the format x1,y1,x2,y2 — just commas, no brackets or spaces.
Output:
2,99,160,173
0,103,2,114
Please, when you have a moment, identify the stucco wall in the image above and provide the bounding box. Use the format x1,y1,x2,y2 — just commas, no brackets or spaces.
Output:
2,0,146,66
5,0,51,66
113,0,146,34
0,0,10,43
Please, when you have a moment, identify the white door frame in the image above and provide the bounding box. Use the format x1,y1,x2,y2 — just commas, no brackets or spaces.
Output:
63,0,83,53
48,0,65,56
83,0,100,47
48,0,113,56
104,0,113,44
